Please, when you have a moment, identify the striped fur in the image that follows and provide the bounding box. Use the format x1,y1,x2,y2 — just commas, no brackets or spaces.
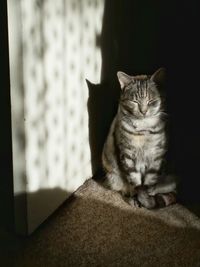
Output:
102,68,176,209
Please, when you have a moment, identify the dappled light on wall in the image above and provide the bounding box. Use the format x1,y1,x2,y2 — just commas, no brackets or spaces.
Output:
9,0,105,193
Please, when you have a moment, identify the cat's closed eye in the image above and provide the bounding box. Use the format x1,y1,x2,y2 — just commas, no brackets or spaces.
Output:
148,99,159,106
128,100,139,105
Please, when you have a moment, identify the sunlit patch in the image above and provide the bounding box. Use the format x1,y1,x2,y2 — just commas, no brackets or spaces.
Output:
9,0,105,193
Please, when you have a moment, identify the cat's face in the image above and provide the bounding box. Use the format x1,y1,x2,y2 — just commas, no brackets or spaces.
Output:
117,68,165,118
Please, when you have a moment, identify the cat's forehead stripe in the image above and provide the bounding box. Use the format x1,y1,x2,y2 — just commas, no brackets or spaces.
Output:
134,80,151,99
123,79,158,101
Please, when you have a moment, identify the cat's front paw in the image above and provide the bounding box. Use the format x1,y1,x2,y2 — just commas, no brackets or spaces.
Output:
137,187,156,209
147,185,156,196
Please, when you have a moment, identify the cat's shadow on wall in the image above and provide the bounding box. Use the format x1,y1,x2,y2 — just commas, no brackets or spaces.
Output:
86,79,120,178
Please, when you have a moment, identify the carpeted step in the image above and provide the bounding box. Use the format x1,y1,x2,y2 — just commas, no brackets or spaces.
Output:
15,178,200,267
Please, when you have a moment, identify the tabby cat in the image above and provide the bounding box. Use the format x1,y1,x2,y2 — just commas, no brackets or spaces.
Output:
102,68,176,208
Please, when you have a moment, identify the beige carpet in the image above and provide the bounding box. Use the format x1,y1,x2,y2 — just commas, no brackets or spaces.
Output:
14,178,200,267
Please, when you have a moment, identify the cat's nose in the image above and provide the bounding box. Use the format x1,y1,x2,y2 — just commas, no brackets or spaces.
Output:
140,108,147,115
139,105,148,115
141,110,147,115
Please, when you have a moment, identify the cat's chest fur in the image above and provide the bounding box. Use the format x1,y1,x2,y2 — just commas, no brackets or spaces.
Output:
128,116,161,148
132,116,159,132
131,134,147,147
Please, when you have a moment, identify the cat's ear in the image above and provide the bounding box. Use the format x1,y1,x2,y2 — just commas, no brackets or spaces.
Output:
117,71,132,89
150,68,166,85
85,78,92,86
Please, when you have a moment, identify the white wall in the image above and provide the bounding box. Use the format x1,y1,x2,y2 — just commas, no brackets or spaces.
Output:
7,0,105,234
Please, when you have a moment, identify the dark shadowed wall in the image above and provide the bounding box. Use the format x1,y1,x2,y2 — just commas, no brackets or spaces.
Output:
0,1,14,232
89,0,200,205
